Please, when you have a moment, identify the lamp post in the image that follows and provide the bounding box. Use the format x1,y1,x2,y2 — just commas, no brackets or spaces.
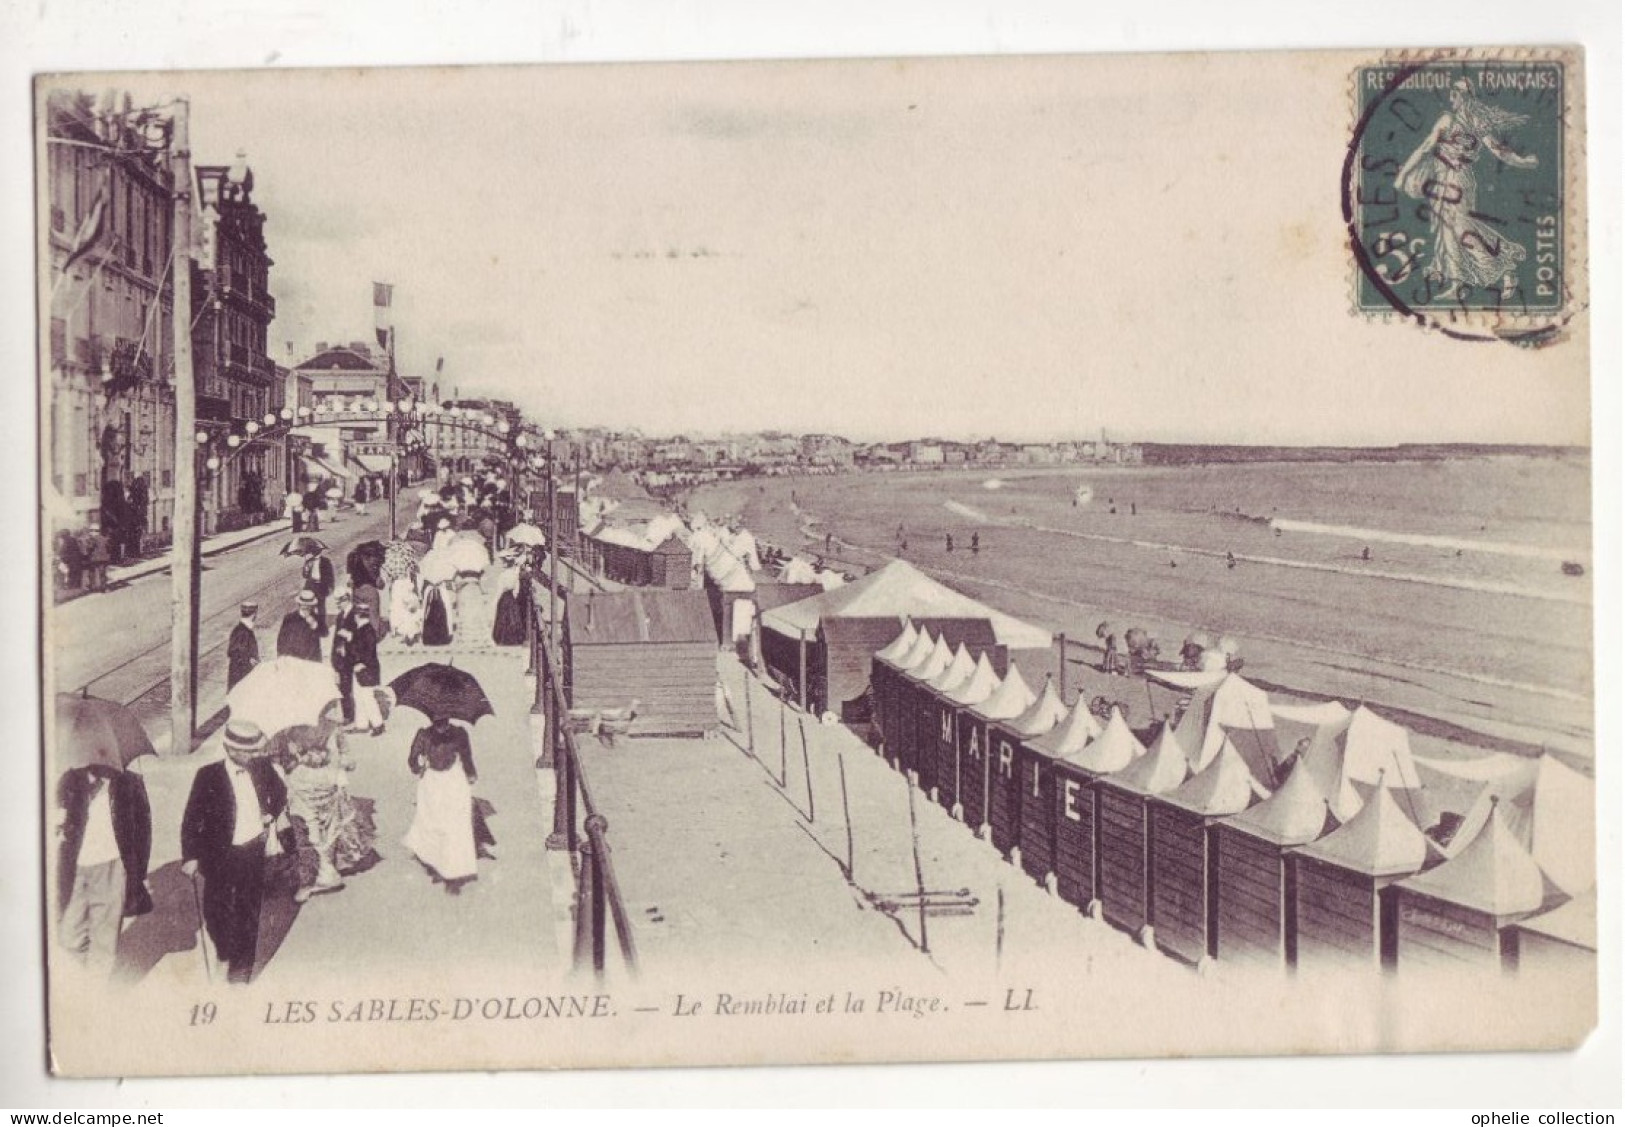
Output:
167,98,198,756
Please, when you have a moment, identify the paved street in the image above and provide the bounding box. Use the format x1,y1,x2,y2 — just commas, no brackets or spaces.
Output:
52,506,395,749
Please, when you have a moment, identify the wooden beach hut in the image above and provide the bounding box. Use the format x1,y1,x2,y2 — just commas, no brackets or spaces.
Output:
934,651,1000,816
988,676,1067,861
1146,738,1271,966
1211,757,1338,969
563,588,720,737
1013,696,1099,889
1392,801,1557,973
1029,702,1121,902
870,620,918,759
900,633,954,780
1095,719,1189,942
1511,891,1596,979
1290,782,1432,971
883,627,937,773
918,643,976,796
960,666,1035,839
816,616,910,722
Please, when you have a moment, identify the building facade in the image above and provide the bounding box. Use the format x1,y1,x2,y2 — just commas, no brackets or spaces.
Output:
44,90,179,557
193,159,281,534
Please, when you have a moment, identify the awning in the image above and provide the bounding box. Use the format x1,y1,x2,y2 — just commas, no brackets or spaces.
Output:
299,454,351,483
352,453,394,474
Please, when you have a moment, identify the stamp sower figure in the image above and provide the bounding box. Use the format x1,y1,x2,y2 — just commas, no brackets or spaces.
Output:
56,765,153,978
181,721,288,985
1397,78,1539,298
227,601,260,691
277,589,324,662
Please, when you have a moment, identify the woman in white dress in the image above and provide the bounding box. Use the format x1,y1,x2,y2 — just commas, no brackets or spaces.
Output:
402,718,477,892
389,575,422,644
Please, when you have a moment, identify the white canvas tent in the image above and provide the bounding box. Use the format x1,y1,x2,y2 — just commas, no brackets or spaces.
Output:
759,559,1050,650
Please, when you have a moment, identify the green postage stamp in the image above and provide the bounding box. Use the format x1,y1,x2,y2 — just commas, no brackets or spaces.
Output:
1345,48,1585,345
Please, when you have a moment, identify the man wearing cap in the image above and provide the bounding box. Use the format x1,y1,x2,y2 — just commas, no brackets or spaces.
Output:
277,591,323,663
348,603,385,736
180,722,287,985
227,603,260,691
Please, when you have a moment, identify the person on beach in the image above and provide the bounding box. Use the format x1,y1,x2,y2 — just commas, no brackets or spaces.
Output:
971,531,980,554
226,602,260,691
420,582,452,647
1096,623,1119,676
946,533,954,552
302,545,336,637
390,575,423,645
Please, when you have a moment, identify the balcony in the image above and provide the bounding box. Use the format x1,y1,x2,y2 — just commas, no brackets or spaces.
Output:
224,342,275,385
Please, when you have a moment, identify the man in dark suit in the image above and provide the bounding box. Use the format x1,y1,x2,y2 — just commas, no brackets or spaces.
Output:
180,722,287,984
348,603,385,736
302,546,335,636
55,766,153,978
226,602,260,691
330,592,357,727
276,590,323,662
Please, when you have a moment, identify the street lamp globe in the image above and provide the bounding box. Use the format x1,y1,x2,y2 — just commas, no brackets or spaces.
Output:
498,420,511,434
227,435,242,448
205,456,220,471
397,399,412,413
264,413,277,427
194,431,209,445
281,408,294,421
515,434,527,448
245,421,259,435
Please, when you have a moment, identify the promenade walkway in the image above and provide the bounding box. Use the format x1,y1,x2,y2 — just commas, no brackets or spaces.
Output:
112,599,560,991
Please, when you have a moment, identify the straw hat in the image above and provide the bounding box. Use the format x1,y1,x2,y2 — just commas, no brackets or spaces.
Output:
296,590,317,607
222,720,268,754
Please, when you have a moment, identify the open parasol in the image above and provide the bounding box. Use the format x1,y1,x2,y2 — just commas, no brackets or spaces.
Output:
279,535,328,557
227,656,342,735
507,523,546,547
388,663,494,725
55,693,156,774
447,538,490,575
380,539,422,584
418,548,457,585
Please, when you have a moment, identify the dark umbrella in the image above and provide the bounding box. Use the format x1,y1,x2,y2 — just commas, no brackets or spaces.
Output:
55,692,156,774
388,663,494,724
280,535,329,557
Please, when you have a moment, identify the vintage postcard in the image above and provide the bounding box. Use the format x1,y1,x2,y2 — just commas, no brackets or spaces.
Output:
36,47,1595,1078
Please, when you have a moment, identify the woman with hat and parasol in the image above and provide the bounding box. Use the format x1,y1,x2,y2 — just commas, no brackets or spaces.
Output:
403,718,480,893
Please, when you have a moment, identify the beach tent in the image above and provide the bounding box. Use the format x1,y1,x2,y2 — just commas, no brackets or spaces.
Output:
1530,753,1595,897
1156,670,1278,780
1212,758,1339,967
1409,750,1540,857
1290,783,1432,971
1147,739,1272,964
989,676,1069,859
960,666,1036,835
1095,712,1183,936
1394,801,1560,971
759,559,1050,651
1274,702,1420,822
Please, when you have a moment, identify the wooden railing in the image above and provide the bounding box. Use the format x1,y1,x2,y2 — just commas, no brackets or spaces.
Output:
529,589,637,978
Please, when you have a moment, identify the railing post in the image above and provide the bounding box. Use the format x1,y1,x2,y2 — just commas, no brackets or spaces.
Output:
572,831,597,972
587,814,608,975
547,716,571,851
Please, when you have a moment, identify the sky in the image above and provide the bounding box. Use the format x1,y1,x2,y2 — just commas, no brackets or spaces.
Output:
86,53,1591,445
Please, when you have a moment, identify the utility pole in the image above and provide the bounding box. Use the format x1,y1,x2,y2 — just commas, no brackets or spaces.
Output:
167,98,197,756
